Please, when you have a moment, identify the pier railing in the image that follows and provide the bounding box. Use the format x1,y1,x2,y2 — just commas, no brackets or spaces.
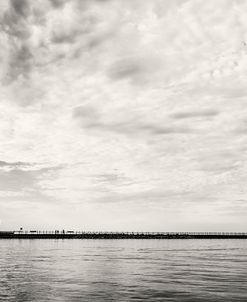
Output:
10,231,247,236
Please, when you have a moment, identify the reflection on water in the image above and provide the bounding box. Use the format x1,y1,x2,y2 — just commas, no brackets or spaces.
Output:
0,239,247,301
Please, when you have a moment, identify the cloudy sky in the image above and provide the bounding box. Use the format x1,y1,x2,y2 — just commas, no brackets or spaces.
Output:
0,0,247,231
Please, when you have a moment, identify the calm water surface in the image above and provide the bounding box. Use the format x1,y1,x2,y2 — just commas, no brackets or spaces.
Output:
0,239,247,301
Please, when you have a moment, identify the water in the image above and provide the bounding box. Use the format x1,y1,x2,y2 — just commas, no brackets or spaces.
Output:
0,239,247,301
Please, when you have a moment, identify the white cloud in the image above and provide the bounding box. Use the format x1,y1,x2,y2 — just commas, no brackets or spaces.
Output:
0,0,247,231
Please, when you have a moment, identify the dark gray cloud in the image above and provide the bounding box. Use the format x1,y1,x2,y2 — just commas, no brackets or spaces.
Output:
196,150,240,174
49,0,67,9
73,105,99,123
92,173,132,185
108,60,143,80
171,109,219,119
0,161,64,172
10,0,30,18
1,1,31,38
73,106,192,136
0,169,36,192
51,30,77,44
0,161,32,169
1,0,32,83
82,120,192,136
0,163,64,192
135,123,191,135
107,55,160,83
6,43,33,83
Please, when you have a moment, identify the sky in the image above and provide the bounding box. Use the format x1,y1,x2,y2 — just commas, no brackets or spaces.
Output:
0,0,247,232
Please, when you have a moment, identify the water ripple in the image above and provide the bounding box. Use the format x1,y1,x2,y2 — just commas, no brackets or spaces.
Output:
0,239,247,301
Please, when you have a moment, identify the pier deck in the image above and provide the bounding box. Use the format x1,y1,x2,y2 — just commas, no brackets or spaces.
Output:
1,231,247,239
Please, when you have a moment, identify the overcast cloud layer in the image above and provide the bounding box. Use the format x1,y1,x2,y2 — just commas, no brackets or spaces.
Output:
0,0,247,231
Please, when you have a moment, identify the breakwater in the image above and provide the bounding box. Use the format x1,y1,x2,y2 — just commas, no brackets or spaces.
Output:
1,231,247,239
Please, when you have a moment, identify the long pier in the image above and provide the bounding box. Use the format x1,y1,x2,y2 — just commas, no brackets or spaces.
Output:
1,231,247,239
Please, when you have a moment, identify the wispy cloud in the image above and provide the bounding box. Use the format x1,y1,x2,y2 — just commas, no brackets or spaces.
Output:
171,109,220,119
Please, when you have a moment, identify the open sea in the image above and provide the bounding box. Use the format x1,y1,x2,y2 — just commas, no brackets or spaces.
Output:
0,239,247,301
